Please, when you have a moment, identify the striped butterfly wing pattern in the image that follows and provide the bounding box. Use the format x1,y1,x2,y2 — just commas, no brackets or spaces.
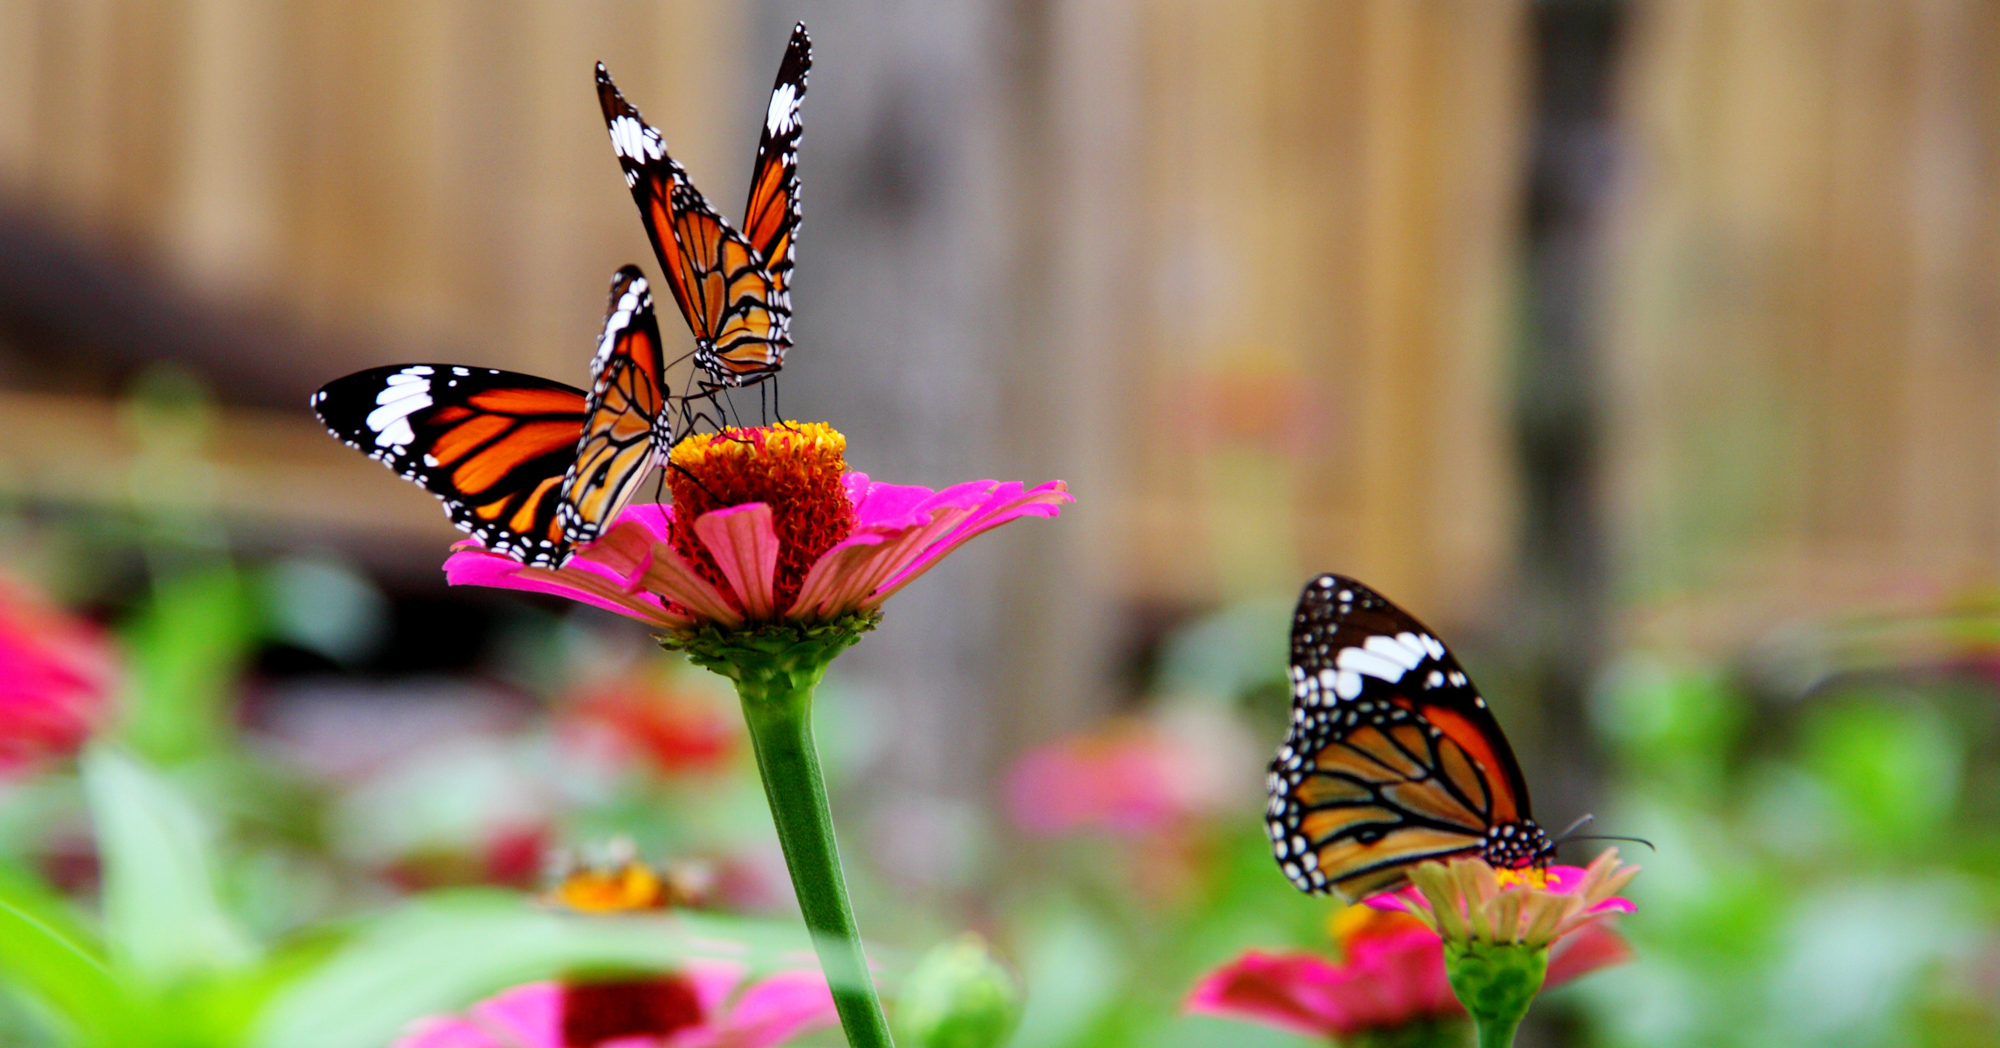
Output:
596,23,810,387
1267,574,1551,901
557,265,671,546
313,268,672,567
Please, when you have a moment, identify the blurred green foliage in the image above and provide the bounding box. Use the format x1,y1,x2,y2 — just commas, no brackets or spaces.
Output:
1577,653,2000,1048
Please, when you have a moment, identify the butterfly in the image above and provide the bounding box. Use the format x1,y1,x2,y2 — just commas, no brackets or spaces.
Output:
596,23,809,389
1267,574,1552,901
312,265,670,568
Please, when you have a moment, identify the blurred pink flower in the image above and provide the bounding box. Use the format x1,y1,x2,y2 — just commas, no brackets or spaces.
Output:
447,474,1068,630
0,576,116,774
1187,890,1633,1040
560,671,736,777
1004,712,1248,837
394,961,836,1048
1005,726,1187,836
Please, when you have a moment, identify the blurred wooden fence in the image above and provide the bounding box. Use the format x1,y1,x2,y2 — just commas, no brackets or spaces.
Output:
1605,0,2000,651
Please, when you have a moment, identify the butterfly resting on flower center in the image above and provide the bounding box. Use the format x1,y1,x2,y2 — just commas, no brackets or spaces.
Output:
1267,574,1552,902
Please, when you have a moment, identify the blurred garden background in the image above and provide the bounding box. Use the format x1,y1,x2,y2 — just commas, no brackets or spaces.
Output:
3,0,2000,1045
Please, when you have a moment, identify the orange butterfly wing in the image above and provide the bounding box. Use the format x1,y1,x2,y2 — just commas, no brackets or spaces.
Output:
313,364,587,566
597,28,809,388
560,265,671,545
1267,575,1547,901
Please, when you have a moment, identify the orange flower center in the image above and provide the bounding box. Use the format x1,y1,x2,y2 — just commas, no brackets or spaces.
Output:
667,423,856,615
551,860,668,913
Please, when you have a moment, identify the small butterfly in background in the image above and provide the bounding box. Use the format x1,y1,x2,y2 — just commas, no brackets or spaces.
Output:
596,22,810,390
1267,574,1555,902
312,265,671,568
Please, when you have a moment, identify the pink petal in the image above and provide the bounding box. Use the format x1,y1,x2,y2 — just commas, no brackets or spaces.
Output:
1545,923,1634,988
847,475,940,526
787,528,895,620
391,1016,504,1048
823,504,982,614
683,959,749,1016
633,543,745,628
705,969,839,1048
868,481,1071,604
692,504,781,620
444,550,686,629
1185,952,1349,1038
467,982,564,1048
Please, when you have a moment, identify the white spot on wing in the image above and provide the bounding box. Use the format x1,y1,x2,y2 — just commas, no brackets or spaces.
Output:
1337,645,1407,683
766,82,800,134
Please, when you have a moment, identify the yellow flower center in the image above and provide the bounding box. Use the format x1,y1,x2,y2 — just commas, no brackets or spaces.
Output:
551,861,667,913
667,423,857,615
1328,902,1430,951
1492,866,1550,890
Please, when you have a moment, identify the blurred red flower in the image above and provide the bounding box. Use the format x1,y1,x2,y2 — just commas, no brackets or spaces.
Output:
1186,900,1632,1040
0,576,116,775
560,672,736,776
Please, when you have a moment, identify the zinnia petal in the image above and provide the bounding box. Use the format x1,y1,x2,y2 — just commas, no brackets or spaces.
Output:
692,504,782,620
703,969,840,1048
444,549,687,630
1186,952,1351,1039
868,480,1072,604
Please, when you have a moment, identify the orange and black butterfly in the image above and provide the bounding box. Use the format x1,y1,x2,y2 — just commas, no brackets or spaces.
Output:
1268,574,1552,901
596,23,809,388
312,266,670,567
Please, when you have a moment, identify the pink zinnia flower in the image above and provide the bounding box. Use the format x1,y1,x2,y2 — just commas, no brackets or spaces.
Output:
0,576,117,775
443,424,1069,630
1004,714,1244,837
393,962,836,1048
1187,866,1635,1041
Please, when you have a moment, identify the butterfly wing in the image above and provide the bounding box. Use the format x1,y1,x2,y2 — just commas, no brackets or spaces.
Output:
558,266,670,546
1267,574,1543,901
596,63,790,386
741,23,810,302
313,365,587,567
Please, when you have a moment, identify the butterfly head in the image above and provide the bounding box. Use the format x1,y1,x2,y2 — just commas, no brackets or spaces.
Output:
1483,819,1554,872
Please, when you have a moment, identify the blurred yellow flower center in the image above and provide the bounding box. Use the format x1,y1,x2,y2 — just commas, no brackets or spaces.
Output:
552,861,667,913
1492,866,1550,890
1329,902,1430,950
667,423,857,615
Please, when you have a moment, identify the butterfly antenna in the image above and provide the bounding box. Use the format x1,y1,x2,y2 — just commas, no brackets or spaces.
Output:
1564,834,1657,853
1553,814,1596,843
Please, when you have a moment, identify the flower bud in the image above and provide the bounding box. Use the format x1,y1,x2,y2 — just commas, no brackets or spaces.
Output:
893,935,1023,1048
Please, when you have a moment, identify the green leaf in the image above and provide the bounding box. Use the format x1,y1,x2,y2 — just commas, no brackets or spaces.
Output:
0,863,150,1046
247,891,814,1048
82,746,256,984
118,565,262,765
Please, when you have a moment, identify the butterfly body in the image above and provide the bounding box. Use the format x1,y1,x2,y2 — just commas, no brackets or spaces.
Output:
597,24,809,389
1267,574,1550,901
312,266,670,568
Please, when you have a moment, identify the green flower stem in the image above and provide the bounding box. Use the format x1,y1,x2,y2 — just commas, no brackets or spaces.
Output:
670,614,889,1048
1441,941,1547,1048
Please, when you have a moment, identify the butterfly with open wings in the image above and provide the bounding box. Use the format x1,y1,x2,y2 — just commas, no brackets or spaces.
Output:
596,23,809,390
312,266,670,568
1267,574,1554,902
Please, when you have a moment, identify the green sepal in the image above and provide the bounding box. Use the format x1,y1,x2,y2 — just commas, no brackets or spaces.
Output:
1441,940,1547,1048
661,611,880,697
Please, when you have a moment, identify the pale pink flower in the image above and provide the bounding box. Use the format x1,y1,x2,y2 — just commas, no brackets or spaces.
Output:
0,576,117,774
394,961,836,1048
444,474,1069,631
1004,718,1236,836
1367,850,1639,948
